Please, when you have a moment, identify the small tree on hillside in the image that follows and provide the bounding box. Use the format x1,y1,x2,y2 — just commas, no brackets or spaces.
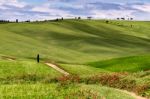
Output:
56,18,59,21
130,18,133,20
37,54,40,63
106,20,109,24
117,18,120,20
78,17,81,20
121,18,125,20
25,20,30,22
87,17,92,20
16,19,18,23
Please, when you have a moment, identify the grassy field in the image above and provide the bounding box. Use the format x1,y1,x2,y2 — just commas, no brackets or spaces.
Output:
0,20,150,98
0,60,61,84
0,84,135,99
59,64,108,77
0,20,150,63
88,55,150,72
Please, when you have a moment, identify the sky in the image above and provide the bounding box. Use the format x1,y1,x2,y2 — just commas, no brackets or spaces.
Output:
0,0,150,21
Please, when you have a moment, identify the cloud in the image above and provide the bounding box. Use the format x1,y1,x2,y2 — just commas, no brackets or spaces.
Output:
132,4,150,13
0,0,150,21
90,9,135,19
0,0,26,8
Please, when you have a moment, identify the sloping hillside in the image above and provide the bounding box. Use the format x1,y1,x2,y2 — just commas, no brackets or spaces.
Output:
0,20,150,98
0,20,150,63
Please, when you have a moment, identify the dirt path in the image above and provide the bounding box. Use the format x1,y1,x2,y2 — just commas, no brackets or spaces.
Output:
120,90,146,99
45,63,69,76
45,63,146,99
1,56,16,61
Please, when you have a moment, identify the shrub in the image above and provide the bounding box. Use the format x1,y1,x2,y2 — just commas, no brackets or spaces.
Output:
99,74,120,87
119,79,136,90
65,89,102,99
134,84,150,97
57,75,80,86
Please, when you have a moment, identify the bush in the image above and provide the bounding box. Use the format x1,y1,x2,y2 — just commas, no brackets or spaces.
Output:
57,75,80,86
134,85,150,97
65,89,102,99
99,74,120,87
119,79,136,90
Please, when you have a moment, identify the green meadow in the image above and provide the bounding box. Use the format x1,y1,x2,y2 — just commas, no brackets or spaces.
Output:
0,20,150,63
0,20,150,98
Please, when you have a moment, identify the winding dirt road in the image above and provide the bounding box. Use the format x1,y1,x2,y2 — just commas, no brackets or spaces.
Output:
45,63,69,76
122,90,146,99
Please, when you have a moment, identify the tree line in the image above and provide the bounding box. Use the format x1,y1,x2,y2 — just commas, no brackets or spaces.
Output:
0,17,134,23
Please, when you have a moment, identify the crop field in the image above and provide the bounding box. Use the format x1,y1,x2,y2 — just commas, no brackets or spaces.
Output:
0,20,150,98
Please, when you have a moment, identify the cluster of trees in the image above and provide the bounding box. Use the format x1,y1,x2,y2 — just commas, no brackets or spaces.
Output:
75,17,81,20
0,17,134,23
117,17,133,20
0,20,10,23
105,20,134,28
16,19,30,23
24,20,30,22
0,19,31,23
52,17,81,22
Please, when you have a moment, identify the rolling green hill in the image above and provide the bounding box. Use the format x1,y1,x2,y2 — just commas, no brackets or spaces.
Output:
88,55,150,72
0,20,150,98
0,20,150,63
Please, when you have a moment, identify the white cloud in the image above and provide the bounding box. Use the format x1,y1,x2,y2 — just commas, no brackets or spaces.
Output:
0,0,150,21
90,9,134,19
32,6,50,13
0,0,26,8
31,3,75,19
132,4,150,13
